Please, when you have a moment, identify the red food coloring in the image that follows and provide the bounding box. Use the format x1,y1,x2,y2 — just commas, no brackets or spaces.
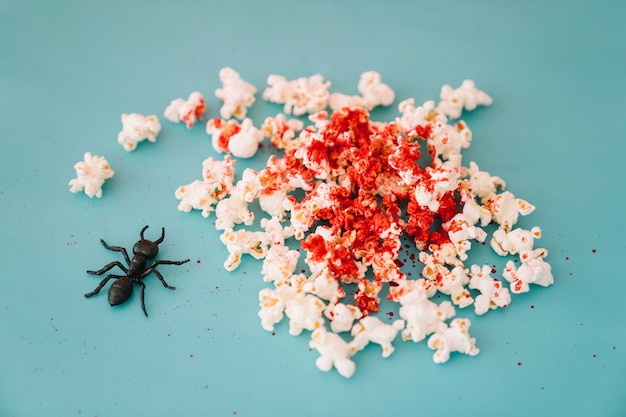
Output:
592,249,597,253
517,362,522,366
196,259,201,264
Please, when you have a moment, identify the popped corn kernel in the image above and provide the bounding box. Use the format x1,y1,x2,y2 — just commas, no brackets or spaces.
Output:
468,264,511,315
309,327,356,378
215,67,257,120
69,152,114,198
263,74,331,116
117,113,161,152
427,318,479,364
207,118,264,159
164,92,206,128
350,316,404,358
437,79,493,120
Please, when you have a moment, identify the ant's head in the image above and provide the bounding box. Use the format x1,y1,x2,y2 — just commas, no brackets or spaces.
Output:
133,226,164,259
133,239,159,259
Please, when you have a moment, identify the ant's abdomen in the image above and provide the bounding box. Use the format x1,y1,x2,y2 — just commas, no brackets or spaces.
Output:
108,277,133,306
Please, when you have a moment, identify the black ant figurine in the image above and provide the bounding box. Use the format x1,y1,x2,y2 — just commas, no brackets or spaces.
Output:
84,225,190,316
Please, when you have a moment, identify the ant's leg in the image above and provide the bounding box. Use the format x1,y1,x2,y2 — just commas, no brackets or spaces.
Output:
84,274,125,297
148,268,176,290
99,240,131,265
137,280,148,317
149,259,191,268
87,261,128,275
139,225,149,240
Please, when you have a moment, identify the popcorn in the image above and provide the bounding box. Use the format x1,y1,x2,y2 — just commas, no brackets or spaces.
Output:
350,316,404,358
503,256,554,294
164,92,206,128
437,79,493,119
309,327,356,378
219,229,269,271
69,152,114,198
172,74,553,377
174,156,236,217
484,191,535,232
325,302,362,333
397,285,455,343
117,113,161,152
329,71,394,111
207,118,264,159
427,318,479,364
468,264,511,315
263,74,331,115
261,113,304,150
215,67,257,120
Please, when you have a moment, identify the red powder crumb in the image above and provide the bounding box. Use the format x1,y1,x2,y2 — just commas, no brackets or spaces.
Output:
189,354,194,358
517,362,522,366
592,249,597,253
196,259,201,264
530,305,535,309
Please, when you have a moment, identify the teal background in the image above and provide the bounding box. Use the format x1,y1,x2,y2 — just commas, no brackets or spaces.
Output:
2,0,625,416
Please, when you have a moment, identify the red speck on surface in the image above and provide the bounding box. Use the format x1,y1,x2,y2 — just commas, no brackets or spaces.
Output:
592,249,597,253
189,354,194,358
196,259,201,264
530,305,535,309
517,362,522,366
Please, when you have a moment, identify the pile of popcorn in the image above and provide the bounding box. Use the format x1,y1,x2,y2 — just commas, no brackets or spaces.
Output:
70,68,553,378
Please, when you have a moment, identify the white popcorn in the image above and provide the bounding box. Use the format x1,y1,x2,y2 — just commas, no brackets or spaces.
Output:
437,80,493,120
117,113,161,152
397,285,455,343
484,191,535,232
422,262,473,308
219,229,269,271
258,274,307,331
174,180,224,217
357,71,395,109
303,267,345,304
503,256,554,294
468,264,511,315
467,161,505,201
324,302,362,333
428,119,472,166
263,74,331,116
350,316,404,358
285,293,326,336
164,92,206,128
490,226,542,257
215,67,257,120
261,244,300,284
309,327,356,378
69,152,114,198
328,93,365,111
427,318,479,364
175,156,236,217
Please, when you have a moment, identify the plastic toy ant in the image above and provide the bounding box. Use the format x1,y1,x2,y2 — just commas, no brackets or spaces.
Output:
84,225,190,316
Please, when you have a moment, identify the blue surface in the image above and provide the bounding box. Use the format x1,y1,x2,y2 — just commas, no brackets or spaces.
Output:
2,0,625,416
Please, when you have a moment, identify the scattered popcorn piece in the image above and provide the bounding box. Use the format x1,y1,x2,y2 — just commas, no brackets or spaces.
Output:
484,191,536,232
261,113,304,150
437,80,493,119
215,67,257,120
503,256,554,294
467,161,505,201
309,327,356,378
357,71,395,109
325,302,363,333
285,292,326,336
258,274,306,331
427,318,479,364
397,285,455,343
69,152,114,198
117,113,161,152
219,229,269,271
491,226,543,257
468,264,511,315
263,74,331,115
164,92,206,128
350,316,404,358
174,155,236,217
207,118,264,158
